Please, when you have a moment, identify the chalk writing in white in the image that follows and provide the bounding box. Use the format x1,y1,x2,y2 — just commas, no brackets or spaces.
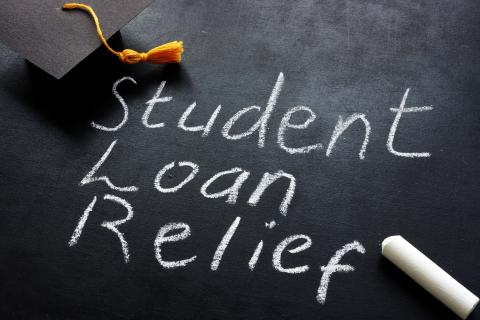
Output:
221,72,284,148
248,240,264,271
273,234,312,274
68,195,97,247
326,113,371,160
317,240,366,304
178,102,222,137
69,194,134,263
211,216,241,271
154,161,199,193
278,106,323,154
92,76,136,131
248,170,296,215
387,88,434,158
201,168,251,204
80,140,138,192
222,105,262,140
154,222,197,268
142,81,173,128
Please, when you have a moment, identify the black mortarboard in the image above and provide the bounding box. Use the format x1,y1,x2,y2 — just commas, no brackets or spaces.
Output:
0,0,153,79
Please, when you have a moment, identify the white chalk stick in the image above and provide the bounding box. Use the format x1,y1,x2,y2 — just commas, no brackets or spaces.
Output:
382,236,479,319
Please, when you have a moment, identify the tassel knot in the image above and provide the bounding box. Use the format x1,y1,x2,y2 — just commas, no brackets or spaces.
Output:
118,49,147,64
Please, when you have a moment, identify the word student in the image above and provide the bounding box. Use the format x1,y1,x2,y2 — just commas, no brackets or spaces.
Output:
95,72,434,159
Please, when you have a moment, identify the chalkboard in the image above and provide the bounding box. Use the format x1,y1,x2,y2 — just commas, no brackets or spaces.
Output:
1,0,479,319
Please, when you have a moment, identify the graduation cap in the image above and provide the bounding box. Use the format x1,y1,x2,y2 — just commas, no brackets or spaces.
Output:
0,0,183,79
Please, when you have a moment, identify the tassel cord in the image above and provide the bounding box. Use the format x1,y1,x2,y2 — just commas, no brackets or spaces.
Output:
63,3,183,64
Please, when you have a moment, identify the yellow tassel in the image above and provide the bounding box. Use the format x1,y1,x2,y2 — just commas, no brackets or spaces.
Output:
63,3,184,64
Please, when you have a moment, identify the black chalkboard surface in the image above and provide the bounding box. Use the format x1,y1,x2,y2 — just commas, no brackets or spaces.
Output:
1,1,479,319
